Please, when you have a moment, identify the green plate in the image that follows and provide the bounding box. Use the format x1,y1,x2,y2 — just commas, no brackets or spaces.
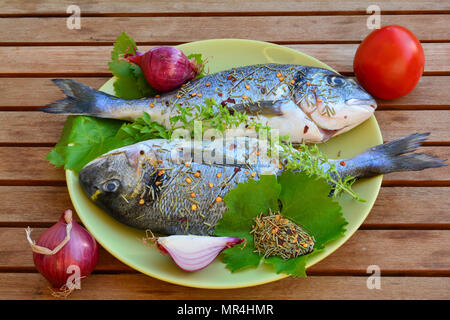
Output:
66,39,382,289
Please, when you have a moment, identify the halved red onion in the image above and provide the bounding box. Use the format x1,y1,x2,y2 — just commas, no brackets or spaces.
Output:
156,235,242,272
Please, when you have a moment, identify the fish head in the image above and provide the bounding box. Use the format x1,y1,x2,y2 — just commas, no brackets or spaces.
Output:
78,143,158,210
295,68,377,134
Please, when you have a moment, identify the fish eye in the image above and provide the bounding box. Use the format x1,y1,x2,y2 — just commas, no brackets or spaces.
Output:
326,75,345,86
102,179,121,193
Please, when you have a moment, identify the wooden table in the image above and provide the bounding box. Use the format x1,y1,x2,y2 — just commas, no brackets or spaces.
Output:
0,1,449,300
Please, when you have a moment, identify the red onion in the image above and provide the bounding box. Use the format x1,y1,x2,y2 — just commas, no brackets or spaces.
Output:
127,46,200,92
151,234,242,272
25,210,98,293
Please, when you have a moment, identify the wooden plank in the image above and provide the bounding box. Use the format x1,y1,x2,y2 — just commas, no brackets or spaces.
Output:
2,228,449,274
366,187,450,226
376,110,450,142
0,273,448,299
1,0,449,15
0,16,449,44
0,43,447,75
0,113,66,144
0,186,74,224
2,76,449,109
0,78,107,108
0,111,449,144
0,146,447,182
1,187,448,227
0,147,65,181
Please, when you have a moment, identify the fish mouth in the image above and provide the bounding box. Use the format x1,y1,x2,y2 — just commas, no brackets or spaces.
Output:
345,98,377,111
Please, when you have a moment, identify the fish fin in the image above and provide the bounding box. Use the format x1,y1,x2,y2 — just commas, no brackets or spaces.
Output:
361,133,446,176
41,79,104,115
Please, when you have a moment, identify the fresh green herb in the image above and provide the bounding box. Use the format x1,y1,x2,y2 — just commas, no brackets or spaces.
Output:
169,98,249,134
214,171,348,277
279,136,362,201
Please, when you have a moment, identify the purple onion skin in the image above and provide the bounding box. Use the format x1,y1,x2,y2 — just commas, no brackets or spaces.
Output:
33,213,98,288
128,46,197,92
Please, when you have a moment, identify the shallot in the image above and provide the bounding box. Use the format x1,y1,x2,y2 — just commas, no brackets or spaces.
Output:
145,233,242,272
25,210,98,294
127,46,201,92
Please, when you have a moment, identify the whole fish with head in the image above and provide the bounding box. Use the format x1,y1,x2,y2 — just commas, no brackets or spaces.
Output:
43,63,377,143
78,133,445,236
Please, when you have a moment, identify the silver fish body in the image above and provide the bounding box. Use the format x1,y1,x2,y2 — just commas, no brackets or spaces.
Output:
44,64,377,143
78,133,445,235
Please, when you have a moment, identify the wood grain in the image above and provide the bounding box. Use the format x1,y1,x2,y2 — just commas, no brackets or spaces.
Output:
2,186,448,226
375,110,450,142
366,187,450,226
0,273,448,299
2,76,450,109
1,16,450,44
0,146,446,182
2,228,449,274
0,111,449,144
1,43,447,76
1,0,449,15
0,147,65,181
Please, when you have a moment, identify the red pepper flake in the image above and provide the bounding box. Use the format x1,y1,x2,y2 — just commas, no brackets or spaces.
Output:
218,92,223,97
340,161,346,166
229,143,236,150
227,75,232,80
303,125,309,134
221,97,236,106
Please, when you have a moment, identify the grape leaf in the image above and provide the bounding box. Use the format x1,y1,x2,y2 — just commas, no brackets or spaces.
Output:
46,116,125,172
278,171,348,250
215,171,348,277
214,174,281,272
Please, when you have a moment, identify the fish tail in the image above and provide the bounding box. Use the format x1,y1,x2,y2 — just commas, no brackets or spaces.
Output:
343,133,447,178
41,79,109,116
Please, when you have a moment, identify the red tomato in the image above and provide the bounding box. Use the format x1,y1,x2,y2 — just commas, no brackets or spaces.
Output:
353,25,425,100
